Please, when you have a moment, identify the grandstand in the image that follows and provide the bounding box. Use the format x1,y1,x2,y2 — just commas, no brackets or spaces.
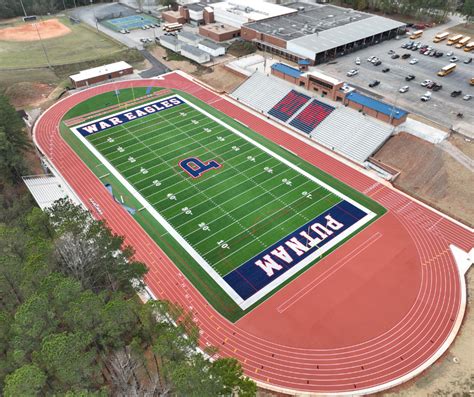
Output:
231,72,292,113
268,90,310,122
230,72,393,164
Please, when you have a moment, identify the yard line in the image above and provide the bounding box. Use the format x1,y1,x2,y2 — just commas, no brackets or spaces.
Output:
112,110,267,249
186,175,318,246
166,158,290,223
210,192,337,268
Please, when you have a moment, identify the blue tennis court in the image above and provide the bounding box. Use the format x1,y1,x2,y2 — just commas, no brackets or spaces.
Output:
102,14,160,31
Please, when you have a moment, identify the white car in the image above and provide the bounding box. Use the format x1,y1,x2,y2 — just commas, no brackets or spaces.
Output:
367,56,376,62
446,51,453,57
409,58,419,64
421,79,433,87
420,92,432,102
450,56,459,62
355,57,361,65
463,94,472,101
399,85,410,93
347,69,359,77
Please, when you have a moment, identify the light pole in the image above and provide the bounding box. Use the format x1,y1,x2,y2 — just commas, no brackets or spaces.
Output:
34,21,52,69
19,0,27,17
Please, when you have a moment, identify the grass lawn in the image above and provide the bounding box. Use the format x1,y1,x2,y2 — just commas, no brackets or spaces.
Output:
0,16,124,68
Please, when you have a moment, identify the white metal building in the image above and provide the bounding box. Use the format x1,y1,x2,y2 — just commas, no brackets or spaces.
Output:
198,39,226,57
159,35,183,52
180,44,211,63
177,30,201,46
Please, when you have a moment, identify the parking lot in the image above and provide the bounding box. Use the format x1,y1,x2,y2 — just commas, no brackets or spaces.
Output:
316,25,473,133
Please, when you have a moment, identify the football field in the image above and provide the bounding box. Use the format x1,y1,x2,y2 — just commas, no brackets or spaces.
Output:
68,92,381,312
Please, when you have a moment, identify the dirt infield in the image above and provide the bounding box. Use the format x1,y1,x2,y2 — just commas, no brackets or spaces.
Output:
0,19,71,41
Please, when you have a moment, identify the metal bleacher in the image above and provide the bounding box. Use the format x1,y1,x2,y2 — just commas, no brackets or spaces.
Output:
310,107,393,163
230,72,292,113
231,72,394,164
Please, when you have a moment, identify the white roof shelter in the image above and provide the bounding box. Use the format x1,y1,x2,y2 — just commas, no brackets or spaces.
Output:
69,61,132,83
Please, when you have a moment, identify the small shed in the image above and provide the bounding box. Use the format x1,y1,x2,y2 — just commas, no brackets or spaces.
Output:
177,31,201,46
180,44,211,64
159,35,183,53
198,39,226,57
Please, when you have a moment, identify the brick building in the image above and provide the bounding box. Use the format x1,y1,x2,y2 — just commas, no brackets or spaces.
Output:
69,61,133,88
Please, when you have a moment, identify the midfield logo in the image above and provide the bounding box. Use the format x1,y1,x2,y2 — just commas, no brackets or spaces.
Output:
179,157,221,178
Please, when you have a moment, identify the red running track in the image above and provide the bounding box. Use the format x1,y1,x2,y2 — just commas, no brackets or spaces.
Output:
33,73,472,395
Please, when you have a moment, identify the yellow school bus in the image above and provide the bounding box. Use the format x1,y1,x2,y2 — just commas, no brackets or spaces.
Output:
447,34,463,46
464,42,474,52
409,30,423,39
455,36,471,48
437,63,456,77
433,32,449,43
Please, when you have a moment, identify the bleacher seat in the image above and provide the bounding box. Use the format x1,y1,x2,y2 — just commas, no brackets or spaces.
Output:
268,90,310,122
289,99,335,134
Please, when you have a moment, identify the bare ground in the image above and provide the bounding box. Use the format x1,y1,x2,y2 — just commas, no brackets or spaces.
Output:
5,82,57,109
373,132,474,227
149,45,245,92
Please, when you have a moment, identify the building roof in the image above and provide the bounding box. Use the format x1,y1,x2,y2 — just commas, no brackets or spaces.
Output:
212,0,295,22
289,15,405,57
69,61,132,82
178,30,201,42
22,175,81,210
187,3,205,11
199,39,224,50
245,4,371,41
271,63,302,79
304,70,342,86
159,35,180,45
298,59,311,65
346,91,408,119
200,22,240,33
181,43,209,57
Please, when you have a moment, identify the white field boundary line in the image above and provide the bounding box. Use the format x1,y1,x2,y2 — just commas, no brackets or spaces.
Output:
71,94,376,310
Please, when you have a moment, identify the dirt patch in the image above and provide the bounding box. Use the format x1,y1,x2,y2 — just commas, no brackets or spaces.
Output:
0,19,71,42
150,45,245,92
373,132,474,227
449,133,474,160
5,82,57,109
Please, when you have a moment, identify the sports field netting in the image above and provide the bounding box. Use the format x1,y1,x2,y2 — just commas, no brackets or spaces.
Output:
68,93,381,311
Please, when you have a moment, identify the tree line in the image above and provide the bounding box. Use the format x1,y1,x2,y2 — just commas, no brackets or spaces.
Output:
0,0,112,18
0,94,256,395
333,0,473,23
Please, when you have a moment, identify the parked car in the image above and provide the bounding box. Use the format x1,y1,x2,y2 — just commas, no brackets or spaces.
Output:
355,57,361,65
391,54,400,59
421,79,433,87
369,80,380,87
426,81,437,89
405,74,416,81
432,84,442,91
429,50,436,56
401,43,408,48
446,51,453,57
464,57,473,64
420,92,432,101
450,56,459,62
373,60,382,66
435,51,443,57
463,94,472,101
450,90,462,97
382,67,390,73
388,49,395,55
399,85,410,93
367,55,377,62
402,53,411,59
347,69,359,77
410,58,419,64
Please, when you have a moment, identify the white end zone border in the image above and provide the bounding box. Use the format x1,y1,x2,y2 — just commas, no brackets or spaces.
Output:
70,94,377,310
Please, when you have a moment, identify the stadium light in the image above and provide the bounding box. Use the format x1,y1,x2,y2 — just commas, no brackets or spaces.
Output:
34,21,52,69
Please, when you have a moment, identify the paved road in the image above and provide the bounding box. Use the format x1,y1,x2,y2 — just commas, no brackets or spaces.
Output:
138,49,170,77
316,14,474,133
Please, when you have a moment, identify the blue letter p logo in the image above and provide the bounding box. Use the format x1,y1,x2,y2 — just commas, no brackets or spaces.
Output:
179,157,221,178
